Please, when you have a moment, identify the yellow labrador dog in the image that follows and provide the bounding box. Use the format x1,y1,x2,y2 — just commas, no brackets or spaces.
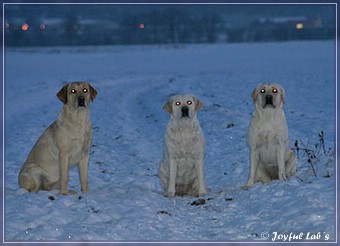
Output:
244,83,296,188
18,82,97,195
158,94,207,197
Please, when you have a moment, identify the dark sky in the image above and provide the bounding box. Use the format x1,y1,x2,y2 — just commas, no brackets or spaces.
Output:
4,4,335,22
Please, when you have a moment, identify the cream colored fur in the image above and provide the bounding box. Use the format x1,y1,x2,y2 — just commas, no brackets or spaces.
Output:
159,94,207,197
18,82,97,195
245,83,296,188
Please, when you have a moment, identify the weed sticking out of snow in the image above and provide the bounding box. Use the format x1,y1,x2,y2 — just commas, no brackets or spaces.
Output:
294,130,335,183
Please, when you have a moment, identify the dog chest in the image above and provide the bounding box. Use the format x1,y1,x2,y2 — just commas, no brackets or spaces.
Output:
255,128,280,148
166,126,204,156
176,158,198,177
257,144,279,165
56,132,89,167
253,128,290,165
67,138,88,164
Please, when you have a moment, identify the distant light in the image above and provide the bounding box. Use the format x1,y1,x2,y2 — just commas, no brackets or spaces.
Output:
40,24,46,30
296,23,304,30
139,23,145,29
6,22,10,29
21,23,29,31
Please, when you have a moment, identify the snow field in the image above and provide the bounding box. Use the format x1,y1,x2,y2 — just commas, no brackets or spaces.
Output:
4,41,335,242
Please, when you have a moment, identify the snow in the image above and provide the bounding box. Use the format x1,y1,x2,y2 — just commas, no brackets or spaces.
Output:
4,41,336,243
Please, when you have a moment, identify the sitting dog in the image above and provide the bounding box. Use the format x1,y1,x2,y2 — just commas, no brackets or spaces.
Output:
18,82,97,195
244,83,296,188
158,94,207,197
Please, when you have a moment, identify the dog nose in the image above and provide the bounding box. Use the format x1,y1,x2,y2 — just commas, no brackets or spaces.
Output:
181,106,189,117
78,96,86,107
265,95,273,105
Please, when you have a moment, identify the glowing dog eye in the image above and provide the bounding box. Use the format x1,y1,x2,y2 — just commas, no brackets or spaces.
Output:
71,89,76,94
83,88,88,93
187,100,192,105
175,101,181,106
272,88,278,93
260,89,266,93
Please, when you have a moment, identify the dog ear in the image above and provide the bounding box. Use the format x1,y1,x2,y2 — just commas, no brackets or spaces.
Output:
279,85,286,104
251,88,257,102
89,84,97,101
252,84,263,102
194,97,203,111
57,84,68,104
163,98,173,114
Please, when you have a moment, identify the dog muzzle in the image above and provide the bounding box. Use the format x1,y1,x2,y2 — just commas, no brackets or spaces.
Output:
77,96,86,107
181,106,189,118
264,95,274,108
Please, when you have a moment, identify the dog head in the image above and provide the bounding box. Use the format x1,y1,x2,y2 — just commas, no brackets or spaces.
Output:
57,82,97,109
163,94,203,120
252,83,285,110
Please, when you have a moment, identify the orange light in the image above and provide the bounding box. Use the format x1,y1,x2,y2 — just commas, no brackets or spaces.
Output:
21,23,29,31
296,23,304,30
40,24,46,30
139,23,145,29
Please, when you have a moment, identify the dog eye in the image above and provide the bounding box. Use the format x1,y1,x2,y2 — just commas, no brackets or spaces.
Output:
71,89,76,94
175,101,181,106
187,100,192,105
260,89,266,93
83,88,88,93
272,88,278,93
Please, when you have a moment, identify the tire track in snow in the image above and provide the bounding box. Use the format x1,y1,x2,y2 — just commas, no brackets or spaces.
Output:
89,76,170,194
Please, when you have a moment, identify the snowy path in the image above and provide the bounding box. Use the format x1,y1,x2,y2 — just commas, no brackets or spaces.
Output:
4,41,335,242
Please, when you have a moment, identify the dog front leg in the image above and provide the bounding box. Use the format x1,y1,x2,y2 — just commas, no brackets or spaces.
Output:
165,159,177,197
244,148,259,188
277,145,287,181
78,155,89,193
59,151,69,195
196,157,207,197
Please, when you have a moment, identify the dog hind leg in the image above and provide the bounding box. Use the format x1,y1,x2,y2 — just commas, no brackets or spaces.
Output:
19,165,44,192
285,150,297,177
158,160,169,191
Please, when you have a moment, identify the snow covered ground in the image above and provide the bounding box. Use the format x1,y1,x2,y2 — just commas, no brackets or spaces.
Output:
4,41,336,243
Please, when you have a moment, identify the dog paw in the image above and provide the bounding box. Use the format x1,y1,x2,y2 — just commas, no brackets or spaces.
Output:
68,190,77,195
241,185,251,190
198,191,207,197
279,173,287,181
60,189,77,195
164,191,175,197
